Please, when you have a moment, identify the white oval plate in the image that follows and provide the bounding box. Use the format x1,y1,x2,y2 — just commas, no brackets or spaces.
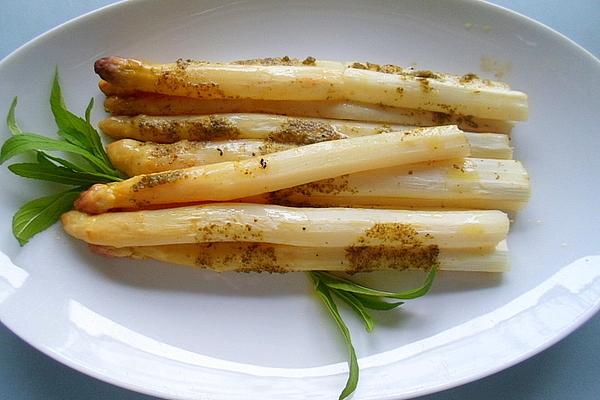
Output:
0,1,599,399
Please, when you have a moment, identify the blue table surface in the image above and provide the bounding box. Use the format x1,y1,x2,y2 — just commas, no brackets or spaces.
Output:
1,1,598,399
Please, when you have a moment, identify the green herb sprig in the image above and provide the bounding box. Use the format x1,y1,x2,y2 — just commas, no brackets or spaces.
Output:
0,70,121,245
1,72,438,400
309,267,437,399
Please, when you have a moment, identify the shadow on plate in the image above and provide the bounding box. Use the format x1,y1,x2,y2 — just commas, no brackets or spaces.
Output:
70,241,311,298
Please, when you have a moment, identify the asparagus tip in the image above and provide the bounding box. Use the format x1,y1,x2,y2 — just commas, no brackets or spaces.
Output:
94,56,125,80
74,183,111,214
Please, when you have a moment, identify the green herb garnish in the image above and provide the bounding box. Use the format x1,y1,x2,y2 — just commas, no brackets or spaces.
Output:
1,72,438,400
309,267,437,399
1,70,121,245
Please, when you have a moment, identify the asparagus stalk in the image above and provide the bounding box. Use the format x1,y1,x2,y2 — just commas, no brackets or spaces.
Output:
342,67,528,121
103,95,513,133
106,134,511,176
75,126,470,214
95,57,344,101
106,139,296,175
99,113,364,144
464,131,512,159
99,114,512,158
98,58,508,95
90,240,509,273
95,56,528,120
246,158,530,212
62,203,508,249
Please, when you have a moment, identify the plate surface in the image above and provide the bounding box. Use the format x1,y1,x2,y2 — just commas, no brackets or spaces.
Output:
0,1,599,399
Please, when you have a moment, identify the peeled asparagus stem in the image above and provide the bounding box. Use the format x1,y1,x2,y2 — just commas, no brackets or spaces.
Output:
62,203,509,249
98,113,381,144
95,57,344,101
103,95,513,134
107,139,296,175
463,132,513,159
107,134,511,177
95,56,528,120
98,56,511,94
342,68,528,121
76,126,470,214
99,114,512,159
245,158,530,212
91,240,509,273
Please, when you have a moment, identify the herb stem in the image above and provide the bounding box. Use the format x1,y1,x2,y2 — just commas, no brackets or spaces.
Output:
310,273,359,400
308,266,437,399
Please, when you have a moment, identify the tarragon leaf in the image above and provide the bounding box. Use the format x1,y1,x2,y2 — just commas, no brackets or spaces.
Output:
316,267,438,300
12,189,81,245
333,290,374,332
0,133,98,164
311,274,359,400
8,162,115,186
36,151,93,173
50,70,116,175
353,293,404,310
35,152,122,181
84,97,94,124
7,97,23,136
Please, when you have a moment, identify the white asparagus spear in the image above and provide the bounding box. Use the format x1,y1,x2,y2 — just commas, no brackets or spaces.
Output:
76,126,470,214
98,113,375,143
342,68,528,121
99,114,512,156
248,158,530,212
90,240,509,273
98,59,508,94
106,135,511,177
97,56,342,96
103,96,513,134
95,56,344,101
463,132,512,159
62,203,509,249
95,56,527,120
106,139,295,175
